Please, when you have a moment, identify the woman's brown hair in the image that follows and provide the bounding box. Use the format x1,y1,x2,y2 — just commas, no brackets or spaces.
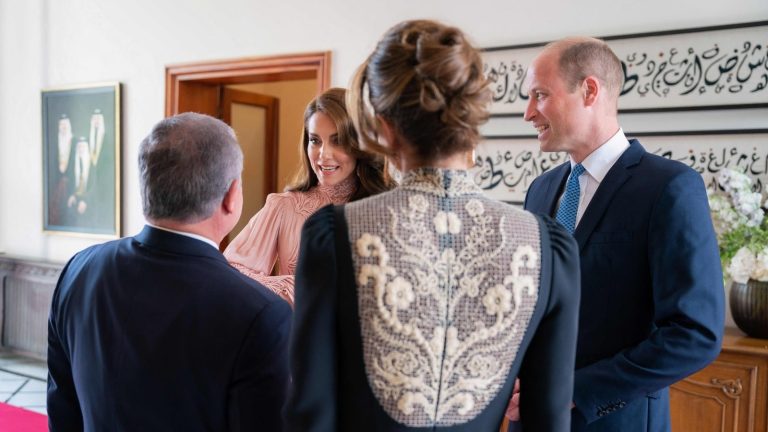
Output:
348,20,491,164
286,87,390,200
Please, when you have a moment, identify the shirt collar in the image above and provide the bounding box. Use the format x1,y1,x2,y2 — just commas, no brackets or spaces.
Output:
146,223,220,250
572,128,630,182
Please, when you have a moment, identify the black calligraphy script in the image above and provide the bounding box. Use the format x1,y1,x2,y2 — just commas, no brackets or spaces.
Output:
621,41,768,98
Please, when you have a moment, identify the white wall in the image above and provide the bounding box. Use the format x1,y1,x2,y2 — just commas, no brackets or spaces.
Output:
1,0,766,263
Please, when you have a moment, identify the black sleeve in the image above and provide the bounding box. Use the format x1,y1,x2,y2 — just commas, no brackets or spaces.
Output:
47,258,85,432
518,216,581,431
284,205,339,432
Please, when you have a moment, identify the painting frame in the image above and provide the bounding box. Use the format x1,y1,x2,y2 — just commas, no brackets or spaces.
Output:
472,130,768,204
483,20,768,117
42,82,121,237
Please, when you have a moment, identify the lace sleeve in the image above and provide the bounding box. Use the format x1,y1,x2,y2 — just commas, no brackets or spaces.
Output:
230,262,295,307
224,194,285,277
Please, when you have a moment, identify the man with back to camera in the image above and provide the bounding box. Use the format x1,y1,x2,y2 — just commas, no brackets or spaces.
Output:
513,37,724,431
47,112,291,431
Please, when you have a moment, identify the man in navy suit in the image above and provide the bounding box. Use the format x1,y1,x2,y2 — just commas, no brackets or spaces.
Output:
517,37,724,431
47,113,292,431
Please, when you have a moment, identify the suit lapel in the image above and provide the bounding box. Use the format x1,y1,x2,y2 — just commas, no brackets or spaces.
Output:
530,162,570,217
573,139,644,250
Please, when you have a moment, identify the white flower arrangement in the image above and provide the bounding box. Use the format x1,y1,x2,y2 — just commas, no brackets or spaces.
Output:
708,168,768,283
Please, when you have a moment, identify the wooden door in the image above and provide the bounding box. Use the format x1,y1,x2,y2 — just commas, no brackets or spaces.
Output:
164,52,331,251
220,89,279,250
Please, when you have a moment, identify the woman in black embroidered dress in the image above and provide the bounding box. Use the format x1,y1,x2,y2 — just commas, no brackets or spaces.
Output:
286,20,580,432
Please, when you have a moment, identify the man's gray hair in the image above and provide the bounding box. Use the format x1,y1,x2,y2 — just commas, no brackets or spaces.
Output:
138,112,243,223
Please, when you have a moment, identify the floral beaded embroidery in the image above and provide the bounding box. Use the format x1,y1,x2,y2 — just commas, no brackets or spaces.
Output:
346,168,541,427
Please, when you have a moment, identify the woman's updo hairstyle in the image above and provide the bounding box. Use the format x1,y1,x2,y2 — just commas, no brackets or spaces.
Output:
349,20,490,163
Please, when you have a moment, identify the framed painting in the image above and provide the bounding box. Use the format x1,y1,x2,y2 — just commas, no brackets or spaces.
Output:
483,20,768,116
42,82,121,237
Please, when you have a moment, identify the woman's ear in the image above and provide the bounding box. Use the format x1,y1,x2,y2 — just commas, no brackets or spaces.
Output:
376,115,400,152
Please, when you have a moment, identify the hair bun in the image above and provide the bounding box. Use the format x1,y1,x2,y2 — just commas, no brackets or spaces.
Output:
350,20,490,163
417,76,446,112
410,26,487,122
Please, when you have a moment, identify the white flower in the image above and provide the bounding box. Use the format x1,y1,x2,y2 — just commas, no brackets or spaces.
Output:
356,233,384,258
710,168,768,283
433,211,461,234
714,169,766,229
358,264,384,289
397,392,430,416
408,194,429,212
445,326,459,355
719,170,752,194
751,247,768,282
465,199,484,217
729,247,756,284
447,212,461,234
512,245,538,269
434,211,448,234
397,392,416,415
483,284,512,315
430,326,445,354
454,393,475,416
459,271,485,297
466,354,496,376
381,352,419,374
385,277,415,309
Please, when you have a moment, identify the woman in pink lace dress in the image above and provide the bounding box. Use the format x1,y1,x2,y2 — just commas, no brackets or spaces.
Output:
224,87,390,306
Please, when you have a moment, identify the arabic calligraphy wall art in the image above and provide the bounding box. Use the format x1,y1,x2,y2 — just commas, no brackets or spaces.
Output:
483,21,768,116
471,138,566,204
472,132,768,204
633,131,768,190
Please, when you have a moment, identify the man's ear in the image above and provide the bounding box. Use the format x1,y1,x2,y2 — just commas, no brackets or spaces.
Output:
582,76,600,106
222,178,241,215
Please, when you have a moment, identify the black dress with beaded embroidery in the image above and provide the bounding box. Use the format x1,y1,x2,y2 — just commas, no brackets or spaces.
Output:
286,168,580,431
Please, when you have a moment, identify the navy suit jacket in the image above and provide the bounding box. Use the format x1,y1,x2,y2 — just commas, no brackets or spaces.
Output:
48,225,292,432
524,139,724,432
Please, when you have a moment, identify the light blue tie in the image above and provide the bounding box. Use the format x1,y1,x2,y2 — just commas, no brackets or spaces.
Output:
555,163,585,233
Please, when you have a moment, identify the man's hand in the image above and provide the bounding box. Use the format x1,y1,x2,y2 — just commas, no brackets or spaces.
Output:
505,378,521,421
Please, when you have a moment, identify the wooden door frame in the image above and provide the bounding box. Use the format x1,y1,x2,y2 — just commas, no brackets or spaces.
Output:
164,52,330,250
164,51,331,116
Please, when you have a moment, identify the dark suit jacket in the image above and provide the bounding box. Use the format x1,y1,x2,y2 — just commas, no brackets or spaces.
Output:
524,139,724,432
47,225,292,432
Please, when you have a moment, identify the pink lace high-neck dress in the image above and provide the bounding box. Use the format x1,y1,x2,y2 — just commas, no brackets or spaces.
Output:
224,175,357,306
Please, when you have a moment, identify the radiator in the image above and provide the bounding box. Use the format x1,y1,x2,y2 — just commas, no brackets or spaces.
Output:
0,257,62,359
